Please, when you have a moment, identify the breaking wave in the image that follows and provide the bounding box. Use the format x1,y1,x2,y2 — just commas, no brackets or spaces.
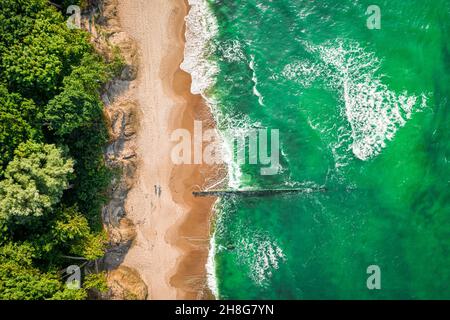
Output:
182,0,219,95
283,39,428,162
236,231,287,287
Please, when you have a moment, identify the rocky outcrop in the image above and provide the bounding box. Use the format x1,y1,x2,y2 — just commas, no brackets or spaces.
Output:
108,266,148,300
82,0,147,299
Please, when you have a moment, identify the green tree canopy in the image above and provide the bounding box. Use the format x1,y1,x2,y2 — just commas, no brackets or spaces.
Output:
44,54,108,136
0,141,74,223
2,17,90,102
45,206,106,261
0,242,61,300
0,85,41,175
0,0,50,56
0,1,113,299
0,242,89,300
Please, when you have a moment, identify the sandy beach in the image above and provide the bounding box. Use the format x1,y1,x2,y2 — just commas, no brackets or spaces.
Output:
116,0,220,299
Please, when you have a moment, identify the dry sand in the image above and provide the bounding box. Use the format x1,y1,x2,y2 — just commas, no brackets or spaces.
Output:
117,0,221,299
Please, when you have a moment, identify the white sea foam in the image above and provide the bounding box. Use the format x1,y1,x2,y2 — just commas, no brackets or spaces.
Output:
182,0,219,95
206,231,219,298
249,55,265,106
283,39,428,162
219,39,245,63
211,122,243,190
219,114,266,189
182,0,246,190
315,40,427,160
237,232,287,287
256,2,270,13
282,60,321,87
181,0,224,298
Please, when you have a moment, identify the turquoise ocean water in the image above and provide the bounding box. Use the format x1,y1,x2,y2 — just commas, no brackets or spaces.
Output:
184,0,450,299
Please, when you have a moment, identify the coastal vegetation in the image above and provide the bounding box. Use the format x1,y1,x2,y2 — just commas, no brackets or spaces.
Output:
0,0,114,299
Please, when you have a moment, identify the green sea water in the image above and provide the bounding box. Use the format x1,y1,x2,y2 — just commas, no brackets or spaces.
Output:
196,0,450,299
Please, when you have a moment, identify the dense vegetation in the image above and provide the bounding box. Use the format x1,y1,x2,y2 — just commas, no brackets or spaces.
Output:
0,0,114,299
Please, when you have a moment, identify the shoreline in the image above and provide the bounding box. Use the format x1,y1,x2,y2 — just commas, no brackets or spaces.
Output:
116,0,221,299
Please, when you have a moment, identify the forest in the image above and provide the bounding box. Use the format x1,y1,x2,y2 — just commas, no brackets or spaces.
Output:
0,0,116,299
